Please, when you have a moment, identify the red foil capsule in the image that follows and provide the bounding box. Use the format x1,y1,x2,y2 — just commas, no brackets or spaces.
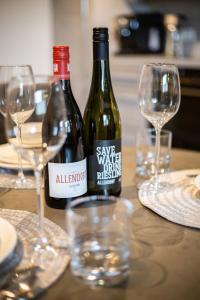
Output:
53,45,70,80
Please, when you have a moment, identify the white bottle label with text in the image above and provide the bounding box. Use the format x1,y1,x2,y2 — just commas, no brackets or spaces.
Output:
48,159,87,198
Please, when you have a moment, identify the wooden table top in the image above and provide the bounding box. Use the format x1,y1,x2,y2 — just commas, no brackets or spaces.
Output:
0,146,200,300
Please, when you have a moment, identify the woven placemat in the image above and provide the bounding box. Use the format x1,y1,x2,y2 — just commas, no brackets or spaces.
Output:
138,169,200,229
0,209,70,298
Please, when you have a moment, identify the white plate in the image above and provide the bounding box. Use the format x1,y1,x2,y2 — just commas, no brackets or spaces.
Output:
0,217,17,264
194,174,200,189
0,143,32,170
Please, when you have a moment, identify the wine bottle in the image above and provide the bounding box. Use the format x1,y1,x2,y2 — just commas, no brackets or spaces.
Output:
45,45,87,209
83,28,121,196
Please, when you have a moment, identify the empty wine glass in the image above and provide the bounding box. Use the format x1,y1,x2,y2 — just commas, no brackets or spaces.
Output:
6,75,67,266
138,63,181,193
0,65,35,189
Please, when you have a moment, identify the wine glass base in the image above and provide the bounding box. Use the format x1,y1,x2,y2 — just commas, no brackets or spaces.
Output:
139,180,173,194
0,173,35,189
27,237,59,270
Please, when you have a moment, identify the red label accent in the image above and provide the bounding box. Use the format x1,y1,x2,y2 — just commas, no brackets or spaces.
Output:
53,61,70,80
55,171,86,184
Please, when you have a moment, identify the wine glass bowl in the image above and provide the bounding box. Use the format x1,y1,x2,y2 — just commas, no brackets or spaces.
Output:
139,63,181,193
8,76,67,169
6,75,67,267
7,75,67,172
139,63,180,128
6,76,35,126
0,65,35,189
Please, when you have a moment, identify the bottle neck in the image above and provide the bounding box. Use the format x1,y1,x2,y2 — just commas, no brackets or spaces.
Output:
92,41,112,88
93,41,109,61
53,59,70,81
60,78,72,92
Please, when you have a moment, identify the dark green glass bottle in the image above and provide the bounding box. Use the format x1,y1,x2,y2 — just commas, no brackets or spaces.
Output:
83,27,121,196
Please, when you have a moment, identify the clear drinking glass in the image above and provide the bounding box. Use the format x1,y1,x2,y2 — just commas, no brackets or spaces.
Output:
0,65,35,189
66,195,133,286
138,63,180,193
135,128,172,188
5,75,67,266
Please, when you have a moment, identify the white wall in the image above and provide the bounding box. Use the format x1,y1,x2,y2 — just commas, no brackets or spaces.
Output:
89,0,130,53
54,0,83,109
0,0,131,110
0,0,54,74
84,0,131,110
54,0,131,111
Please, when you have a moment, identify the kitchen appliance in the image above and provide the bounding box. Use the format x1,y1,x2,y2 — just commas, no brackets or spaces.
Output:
116,13,166,54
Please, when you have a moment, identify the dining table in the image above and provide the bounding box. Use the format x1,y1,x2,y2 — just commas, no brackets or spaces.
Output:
0,146,200,300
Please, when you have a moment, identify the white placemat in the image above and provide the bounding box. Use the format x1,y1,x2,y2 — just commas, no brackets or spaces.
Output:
0,209,70,298
138,169,200,229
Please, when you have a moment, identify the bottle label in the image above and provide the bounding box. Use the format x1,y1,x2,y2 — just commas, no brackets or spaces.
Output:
48,159,87,198
89,140,121,188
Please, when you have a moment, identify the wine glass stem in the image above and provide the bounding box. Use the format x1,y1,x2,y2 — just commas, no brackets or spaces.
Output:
17,124,25,181
155,128,161,189
34,169,45,239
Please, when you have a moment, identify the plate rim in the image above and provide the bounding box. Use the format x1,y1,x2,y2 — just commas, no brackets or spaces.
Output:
0,143,32,170
0,217,17,264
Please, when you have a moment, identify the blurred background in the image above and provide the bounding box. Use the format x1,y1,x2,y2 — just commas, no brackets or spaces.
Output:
0,0,200,148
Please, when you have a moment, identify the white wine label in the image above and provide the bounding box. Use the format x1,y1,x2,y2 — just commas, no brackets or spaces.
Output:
89,140,121,188
48,159,87,198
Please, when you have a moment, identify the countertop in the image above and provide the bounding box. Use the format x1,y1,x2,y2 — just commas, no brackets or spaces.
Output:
111,54,200,69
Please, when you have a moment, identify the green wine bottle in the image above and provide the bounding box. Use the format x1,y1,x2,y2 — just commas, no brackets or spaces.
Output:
83,27,121,196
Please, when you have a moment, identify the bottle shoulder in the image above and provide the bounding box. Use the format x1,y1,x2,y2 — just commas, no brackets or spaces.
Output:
64,91,81,114
62,90,85,153
84,90,120,120
83,94,121,141
63,92,84,131
60,80,82,119
83,60,121,140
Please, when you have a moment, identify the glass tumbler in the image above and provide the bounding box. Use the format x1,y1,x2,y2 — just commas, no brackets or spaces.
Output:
66,195,133,286
136,128,172,179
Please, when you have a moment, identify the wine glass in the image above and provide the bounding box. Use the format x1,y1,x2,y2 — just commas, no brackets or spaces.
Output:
6,75,67,266
138,63,181,193
0,65,35,189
